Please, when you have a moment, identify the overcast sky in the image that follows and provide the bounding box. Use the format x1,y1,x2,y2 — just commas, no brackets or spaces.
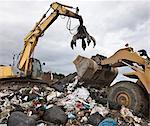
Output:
0,0,150,80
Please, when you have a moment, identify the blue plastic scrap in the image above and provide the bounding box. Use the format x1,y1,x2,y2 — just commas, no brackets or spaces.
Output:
98,118,117,126
67,112,76,120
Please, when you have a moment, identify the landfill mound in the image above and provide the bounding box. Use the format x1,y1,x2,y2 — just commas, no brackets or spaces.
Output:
0,75,149,126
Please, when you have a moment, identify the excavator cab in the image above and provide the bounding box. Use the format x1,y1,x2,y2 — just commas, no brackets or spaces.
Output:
29,58,43,79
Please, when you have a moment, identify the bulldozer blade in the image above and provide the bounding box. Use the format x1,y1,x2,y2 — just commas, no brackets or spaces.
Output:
73,55,118,89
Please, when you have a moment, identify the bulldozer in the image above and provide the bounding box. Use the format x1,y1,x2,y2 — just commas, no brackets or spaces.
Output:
0,2,95,90
73,46,150,116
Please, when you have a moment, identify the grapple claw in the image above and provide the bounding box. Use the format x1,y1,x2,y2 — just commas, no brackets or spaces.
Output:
70,25,96,50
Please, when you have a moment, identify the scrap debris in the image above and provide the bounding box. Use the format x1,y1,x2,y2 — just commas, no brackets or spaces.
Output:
0,75,149,126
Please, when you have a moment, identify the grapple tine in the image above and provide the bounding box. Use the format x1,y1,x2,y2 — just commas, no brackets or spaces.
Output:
82,38,86,50
71,42,74,50
87,39,91,46
71,40,76,50
90,36,96,47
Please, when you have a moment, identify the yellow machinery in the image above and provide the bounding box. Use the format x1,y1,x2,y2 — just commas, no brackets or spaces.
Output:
0,2,95,89
74,46,150,116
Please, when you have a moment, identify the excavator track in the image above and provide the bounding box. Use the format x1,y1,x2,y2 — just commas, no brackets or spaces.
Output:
0,77,49,91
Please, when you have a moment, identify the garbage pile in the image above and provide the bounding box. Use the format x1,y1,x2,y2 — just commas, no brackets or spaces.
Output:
0,75,149,126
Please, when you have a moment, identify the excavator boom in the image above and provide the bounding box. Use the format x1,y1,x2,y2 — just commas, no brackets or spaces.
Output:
17,2,95,76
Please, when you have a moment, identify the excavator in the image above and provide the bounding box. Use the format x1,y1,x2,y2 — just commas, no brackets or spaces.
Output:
74,46,150,117
0,2,95,90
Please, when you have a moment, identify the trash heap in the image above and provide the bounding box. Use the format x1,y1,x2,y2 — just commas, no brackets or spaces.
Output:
0,75,149,126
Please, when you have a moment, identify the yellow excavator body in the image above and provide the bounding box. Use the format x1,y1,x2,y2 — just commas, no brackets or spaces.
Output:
0,2,94,79
0,66,14,78
0,2,95,90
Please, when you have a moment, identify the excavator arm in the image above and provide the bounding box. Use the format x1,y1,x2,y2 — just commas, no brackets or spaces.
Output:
17,2,95,75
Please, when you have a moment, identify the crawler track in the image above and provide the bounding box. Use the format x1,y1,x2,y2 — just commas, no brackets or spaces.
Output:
0,77,48,91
